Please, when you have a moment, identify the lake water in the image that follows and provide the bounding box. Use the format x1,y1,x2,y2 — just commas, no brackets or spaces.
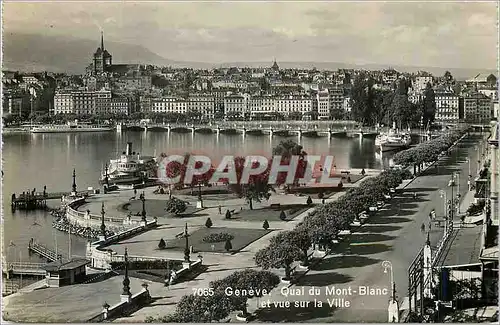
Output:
2,130,397,263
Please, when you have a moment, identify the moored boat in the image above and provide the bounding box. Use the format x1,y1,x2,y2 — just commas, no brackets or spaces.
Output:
100,142,157,186
31,121,113,133
375,129,411,152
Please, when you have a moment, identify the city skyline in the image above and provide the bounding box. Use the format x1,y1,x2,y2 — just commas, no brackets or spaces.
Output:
3,1,498,70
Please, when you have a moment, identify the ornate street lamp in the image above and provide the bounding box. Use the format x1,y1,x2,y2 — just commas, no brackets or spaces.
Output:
382,260,399,322
140,192,146,223
72,168,77,194
183,223,190,263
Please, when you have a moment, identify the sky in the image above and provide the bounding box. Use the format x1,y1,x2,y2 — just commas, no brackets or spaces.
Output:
3,1,498,68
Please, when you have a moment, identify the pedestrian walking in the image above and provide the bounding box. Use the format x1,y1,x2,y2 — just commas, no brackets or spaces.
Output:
218,205,222,214
134,188,137,196
421,223,425,233
322,198,325,204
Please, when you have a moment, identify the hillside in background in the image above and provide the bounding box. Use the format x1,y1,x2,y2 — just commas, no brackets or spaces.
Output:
3,32,496,79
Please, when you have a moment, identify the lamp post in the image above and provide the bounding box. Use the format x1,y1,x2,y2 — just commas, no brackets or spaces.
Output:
140,192,146,223
183,223,190,263
448,174,457,232
439,190,447,220
382,260,399,322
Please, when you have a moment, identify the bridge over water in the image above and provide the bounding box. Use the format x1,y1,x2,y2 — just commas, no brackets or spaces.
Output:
119,121,490,138
119,121,382,138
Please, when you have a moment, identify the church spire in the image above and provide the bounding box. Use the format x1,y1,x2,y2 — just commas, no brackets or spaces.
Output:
101,31,104,50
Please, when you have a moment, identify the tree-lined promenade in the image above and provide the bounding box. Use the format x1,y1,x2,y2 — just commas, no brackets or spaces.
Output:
144,127,468,322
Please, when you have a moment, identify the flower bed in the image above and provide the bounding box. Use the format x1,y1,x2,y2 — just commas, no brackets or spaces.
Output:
202,232,234,243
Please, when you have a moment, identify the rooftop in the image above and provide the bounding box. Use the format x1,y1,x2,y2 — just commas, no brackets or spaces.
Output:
42,258,90,272
2,275,161,323
436,225,483,267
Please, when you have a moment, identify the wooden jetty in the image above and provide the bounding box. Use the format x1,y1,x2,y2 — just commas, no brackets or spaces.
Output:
11,186,89,210
28,238,63,262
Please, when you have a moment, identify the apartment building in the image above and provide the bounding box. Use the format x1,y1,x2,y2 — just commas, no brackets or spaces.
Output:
276,95,313,117
435,92,459,123
110,96,131,115
463,92,493,124
248,95,276,116
328,86,344,118
224,94,248,118
316,90,330,118
151,97,177,114
187,94,215,120
54,91,74,114
413,75,433,92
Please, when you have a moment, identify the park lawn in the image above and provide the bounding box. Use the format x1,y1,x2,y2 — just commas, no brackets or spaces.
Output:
228,204,313,222
123,199,204,218
164,227,272,253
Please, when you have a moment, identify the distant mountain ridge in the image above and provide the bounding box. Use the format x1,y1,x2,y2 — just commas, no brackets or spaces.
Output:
2,32,496,80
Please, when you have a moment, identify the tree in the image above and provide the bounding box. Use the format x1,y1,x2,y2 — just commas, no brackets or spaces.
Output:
388,78,420,128
225,239,233,252
350,73,377,125
227,156,274,210
272,140,308,188
225,210,231,219
158,238,166,249
262,220,270,230
255,237,303,280
306,196,313,206
279,210,287,221
205,218,213,228
422,82,436,127
165,292,232,322
165,197,187,216
210,270,279,317
443,71,453,84
287,228,312,266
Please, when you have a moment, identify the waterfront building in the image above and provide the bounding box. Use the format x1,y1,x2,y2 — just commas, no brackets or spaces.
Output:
54,91,75,114
224,93,249,118
187,94,215,120
151,97,177,114
2,89,30,116
463,92,493,124
43,259,90,288
316,89,330,119
110,96,131,115
435,92,459,123
276,95,313,118
248,95,275,117
328,86,344,119
95,89,112,115
72,90,96,115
